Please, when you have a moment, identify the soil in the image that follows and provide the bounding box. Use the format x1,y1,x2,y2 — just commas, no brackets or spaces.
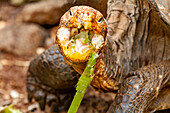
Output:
0,53,34,112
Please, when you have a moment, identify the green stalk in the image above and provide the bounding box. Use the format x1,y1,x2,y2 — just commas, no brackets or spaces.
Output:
68,52,99,113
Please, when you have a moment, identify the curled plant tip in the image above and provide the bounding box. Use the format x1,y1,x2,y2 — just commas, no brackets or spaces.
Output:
0,104,22,113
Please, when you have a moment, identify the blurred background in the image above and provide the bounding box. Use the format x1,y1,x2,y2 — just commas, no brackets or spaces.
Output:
0,0,116,113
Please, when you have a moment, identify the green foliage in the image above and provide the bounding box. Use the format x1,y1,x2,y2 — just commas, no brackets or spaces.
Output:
0,105,22,113
68,52,99,113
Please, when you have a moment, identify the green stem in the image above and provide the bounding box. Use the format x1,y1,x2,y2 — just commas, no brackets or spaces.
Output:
68,52,98,113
